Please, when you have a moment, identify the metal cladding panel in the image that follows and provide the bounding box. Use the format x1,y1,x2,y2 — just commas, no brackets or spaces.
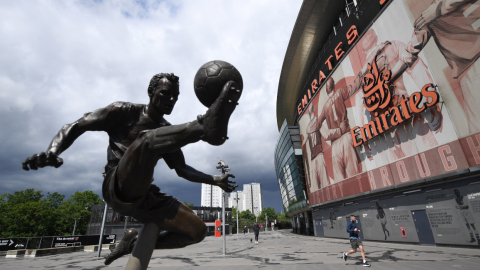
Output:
312,177,480,246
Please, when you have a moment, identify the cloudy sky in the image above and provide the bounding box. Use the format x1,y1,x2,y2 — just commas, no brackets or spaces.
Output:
0,0,302,213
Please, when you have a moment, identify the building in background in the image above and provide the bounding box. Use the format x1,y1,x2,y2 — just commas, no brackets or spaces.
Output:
200,183,224,207
275,0,480,247
243,183,263,217
227,190,245,212
274,120,311,234
228,183,263,217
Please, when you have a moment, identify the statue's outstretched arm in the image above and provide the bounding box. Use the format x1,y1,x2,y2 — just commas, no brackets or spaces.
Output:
22,102,121,171
164,150,238,193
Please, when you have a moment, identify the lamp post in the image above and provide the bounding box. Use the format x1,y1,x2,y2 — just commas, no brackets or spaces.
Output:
265,212,268,232
124,216,128,237
72,218,80,235
97,201,108,257
233,193,240,240
254,206,258,223
216,157,230,255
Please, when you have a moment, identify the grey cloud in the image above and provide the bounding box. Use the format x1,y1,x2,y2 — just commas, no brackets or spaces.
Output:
0,0,302,212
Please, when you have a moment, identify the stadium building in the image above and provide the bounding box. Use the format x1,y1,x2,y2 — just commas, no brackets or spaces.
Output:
275,0,480,246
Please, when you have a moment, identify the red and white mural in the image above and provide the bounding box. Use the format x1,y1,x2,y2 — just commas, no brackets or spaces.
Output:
299,0,480,205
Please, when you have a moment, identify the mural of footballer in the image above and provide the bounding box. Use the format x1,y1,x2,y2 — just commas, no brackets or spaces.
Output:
454,189,480,244
375,202,390,240
304,104,348,190
310,77,363,182
353,28,443,162
405,0,480,134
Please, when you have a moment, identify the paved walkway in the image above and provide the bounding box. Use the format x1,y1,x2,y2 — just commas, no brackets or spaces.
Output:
1,230,479,269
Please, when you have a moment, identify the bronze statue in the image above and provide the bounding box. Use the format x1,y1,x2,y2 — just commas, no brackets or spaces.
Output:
22,71,241,266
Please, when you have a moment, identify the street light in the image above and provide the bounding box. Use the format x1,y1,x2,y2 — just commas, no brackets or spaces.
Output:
265,211,268,232
98,201,108,257
124,216,128,237
72,218,80,235
216,157,230,256
233,193,240,240
254,206,258,223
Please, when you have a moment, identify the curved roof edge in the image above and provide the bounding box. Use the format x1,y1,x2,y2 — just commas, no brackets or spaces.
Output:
276,0,345,130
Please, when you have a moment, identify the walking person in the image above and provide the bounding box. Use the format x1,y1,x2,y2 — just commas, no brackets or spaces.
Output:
253,222,260,243
342,215,370,267
243,226,247,235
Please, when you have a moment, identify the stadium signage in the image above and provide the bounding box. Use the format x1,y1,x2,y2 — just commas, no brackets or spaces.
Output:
349,55,439,147
297,25,359,116
296,0,392,118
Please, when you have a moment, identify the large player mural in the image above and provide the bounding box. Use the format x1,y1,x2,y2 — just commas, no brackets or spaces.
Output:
299,0,480,206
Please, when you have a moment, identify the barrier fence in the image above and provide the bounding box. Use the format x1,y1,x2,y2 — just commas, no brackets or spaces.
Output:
0,234,115,251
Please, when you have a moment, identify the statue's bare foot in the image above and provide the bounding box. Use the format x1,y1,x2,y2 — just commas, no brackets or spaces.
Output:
104,228,138,265
199,80,241,146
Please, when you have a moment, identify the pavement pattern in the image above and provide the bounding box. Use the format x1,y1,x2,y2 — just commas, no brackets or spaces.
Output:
1,230,479,269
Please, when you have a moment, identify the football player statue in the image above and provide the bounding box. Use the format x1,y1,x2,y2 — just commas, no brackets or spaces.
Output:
22,72,241,269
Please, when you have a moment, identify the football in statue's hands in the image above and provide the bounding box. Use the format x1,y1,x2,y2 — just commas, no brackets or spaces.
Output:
194,60,243,108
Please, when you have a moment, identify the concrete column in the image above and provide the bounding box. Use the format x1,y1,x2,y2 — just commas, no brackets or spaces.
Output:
305,212,310,236
291,217,296,234
296,215,301,234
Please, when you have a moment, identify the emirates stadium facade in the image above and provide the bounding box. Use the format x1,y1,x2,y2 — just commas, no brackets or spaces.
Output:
275,0,480,246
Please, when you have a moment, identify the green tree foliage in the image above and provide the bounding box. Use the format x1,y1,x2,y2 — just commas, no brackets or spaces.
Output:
239,209,255,220
183,201,194,207
0,189,102,238
46,192,65,209
229,209,256,232
257,207,277,223
277,213,291,222
55,191,103,236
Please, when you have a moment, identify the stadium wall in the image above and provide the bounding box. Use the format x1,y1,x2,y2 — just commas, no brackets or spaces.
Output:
296,0,480,246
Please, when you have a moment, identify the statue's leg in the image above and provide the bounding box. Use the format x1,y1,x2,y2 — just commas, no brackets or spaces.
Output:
154,204,207,249
116,121,203,202
124,205,206,270
126,222,160,270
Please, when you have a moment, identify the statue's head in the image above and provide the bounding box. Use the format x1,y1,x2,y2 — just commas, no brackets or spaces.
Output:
148,73,179,115
326,77,335,95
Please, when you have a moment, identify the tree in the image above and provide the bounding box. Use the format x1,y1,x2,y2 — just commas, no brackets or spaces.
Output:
257,207,276,223
277,213,291,222
0,189,102,237
239,209,255,220
55,191,103,235
5,189,43,204
0,189,56,237
235,209,256,230
46,192,65,209
275,212,293,229
183,201,194,207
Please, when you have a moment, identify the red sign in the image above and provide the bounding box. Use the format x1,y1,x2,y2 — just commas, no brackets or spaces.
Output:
400,227,407,237
215,220,222,237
